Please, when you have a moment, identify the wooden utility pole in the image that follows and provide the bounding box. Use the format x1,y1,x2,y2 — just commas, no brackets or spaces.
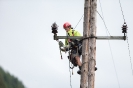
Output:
80,0,90,88
80,0,97,88
52,1,126,88
88,0,97,88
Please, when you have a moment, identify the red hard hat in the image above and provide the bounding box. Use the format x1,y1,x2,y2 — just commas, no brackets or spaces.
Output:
63,22,71,29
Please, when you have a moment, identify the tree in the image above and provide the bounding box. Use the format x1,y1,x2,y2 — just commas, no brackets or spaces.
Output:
0,67,25,88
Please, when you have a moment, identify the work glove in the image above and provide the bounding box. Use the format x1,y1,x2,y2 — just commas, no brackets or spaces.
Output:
59,41,64,47
60,45,70,52
58,41,66,52
60,47,66,52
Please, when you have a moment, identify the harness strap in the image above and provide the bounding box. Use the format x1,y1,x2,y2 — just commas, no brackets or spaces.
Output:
67,30,75,36
67,30,75,43
72,30,75,36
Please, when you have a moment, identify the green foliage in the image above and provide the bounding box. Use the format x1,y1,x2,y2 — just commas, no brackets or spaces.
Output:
0,67,25,88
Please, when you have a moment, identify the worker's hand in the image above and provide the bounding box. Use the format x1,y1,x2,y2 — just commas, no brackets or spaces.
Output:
65,45,70,49
60,45,70,52
60,47,66,52
59,41,64,47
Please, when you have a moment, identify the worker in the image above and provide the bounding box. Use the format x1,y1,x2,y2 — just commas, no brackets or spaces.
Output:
60,22,82,74
60,22,97,74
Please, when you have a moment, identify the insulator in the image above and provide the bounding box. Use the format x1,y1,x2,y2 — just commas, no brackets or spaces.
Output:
122,22,128,33
51,22,58,34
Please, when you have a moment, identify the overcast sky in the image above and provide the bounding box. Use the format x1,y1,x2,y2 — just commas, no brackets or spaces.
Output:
0,0,133,88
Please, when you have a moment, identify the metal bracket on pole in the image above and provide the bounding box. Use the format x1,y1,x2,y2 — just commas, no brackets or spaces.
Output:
96,36,126,40
54,35,126,40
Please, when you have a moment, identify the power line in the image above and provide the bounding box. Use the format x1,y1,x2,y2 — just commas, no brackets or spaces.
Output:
108,41,121,88
98,1,121,88
97,11,111,36
126,35,133,75
69,60,72,88
74,14,84,29
67,38,72,88
118,0,126,22
97,10,121,88
118,0,133,76
67,14,84,88
99,0,104,19
98,0,111,36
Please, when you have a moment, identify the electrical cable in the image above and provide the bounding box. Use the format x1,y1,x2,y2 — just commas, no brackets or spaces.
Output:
108,41,121,88
67,34,72,88
98,0,111,36
98,1,121,88
118,0,126,22
74,14,84,29
126,35,133,75
118,0,133,76
65,13,84,88
97,11,121,88
97,11,111,36
69,58,72,88
97,10,121,88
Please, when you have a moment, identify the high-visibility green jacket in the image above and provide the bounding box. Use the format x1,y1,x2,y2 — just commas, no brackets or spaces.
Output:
65,29,81,45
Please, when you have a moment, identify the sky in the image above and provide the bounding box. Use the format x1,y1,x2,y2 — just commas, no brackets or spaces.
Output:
0,0,133,88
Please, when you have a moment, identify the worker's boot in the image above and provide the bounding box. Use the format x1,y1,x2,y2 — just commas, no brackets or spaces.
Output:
95,67,97,71
77,70,81,74
77,66,81,75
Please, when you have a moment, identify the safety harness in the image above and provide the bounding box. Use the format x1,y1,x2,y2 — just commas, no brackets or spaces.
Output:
67,30,82,70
